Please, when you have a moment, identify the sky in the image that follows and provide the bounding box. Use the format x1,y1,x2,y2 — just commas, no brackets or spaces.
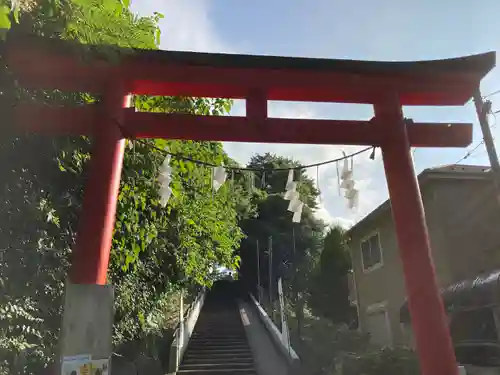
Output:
131,0,500,228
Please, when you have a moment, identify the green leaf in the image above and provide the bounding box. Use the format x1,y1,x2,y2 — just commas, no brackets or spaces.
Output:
12,7,19,23
58,161,66,172
155,28,161,47
0,5,11,31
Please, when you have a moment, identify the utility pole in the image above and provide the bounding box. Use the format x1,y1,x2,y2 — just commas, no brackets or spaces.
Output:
473,90,500,197
277,277,291,353
256,239,261,303
268,236,273,321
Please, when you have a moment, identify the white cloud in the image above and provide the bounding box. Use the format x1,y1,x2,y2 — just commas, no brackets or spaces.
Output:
130,0,390,225
224,104,389,224
314,203,355,230
131,0,232,53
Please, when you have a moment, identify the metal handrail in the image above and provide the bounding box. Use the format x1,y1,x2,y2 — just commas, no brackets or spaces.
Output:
171,286,205,337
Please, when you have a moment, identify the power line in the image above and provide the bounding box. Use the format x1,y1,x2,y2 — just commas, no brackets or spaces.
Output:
135,138,372,171
455,99,498,165
463,89,500,107
112,87,500,170
113,118,374,172
484,89,500,99
455,140,487,164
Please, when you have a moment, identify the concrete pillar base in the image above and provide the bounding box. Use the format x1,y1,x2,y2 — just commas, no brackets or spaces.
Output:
58,283,114,374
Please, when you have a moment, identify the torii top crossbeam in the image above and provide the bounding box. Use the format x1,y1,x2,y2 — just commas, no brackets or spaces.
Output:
2,34,495,148
2,34,496,375
3,34,495,105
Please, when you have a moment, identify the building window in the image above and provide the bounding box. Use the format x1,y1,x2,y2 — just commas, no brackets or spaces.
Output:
361,232,383,272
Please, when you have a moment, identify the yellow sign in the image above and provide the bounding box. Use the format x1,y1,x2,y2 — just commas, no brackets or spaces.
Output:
80,363,90,375
61,354,91,375
61,355,109,375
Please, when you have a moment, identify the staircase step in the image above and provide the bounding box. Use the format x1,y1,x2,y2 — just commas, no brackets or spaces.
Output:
185,353,253,359
185,350,253,357
188,343,249,348
180,363,255,370
190,339,248,344
177,370,257,375
190,339,248,342
193,334,245,336
188,343,250,348
186,344,252,351
191,332,244,340
195,328,244,331
186,348,252,358
190,336,248,341
178,282,257,375
183,357,253,364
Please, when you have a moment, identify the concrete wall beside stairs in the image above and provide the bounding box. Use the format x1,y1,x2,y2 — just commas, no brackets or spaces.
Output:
165,280,301,375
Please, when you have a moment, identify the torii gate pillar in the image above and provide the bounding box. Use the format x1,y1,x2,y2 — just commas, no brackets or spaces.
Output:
57,86,129,372
376,97,458,375
3,34,495,375
70,85,128,285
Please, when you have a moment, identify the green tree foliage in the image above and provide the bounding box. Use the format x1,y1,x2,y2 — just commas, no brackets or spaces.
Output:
308,225,356,324
342,347,420,375
0,1,250,374
239,154,322,287
297,317,369,375
2,0,162,49
0,136,83,373
246,153,319,208
108,99,247,345
238,153,324,339
238,155,367,375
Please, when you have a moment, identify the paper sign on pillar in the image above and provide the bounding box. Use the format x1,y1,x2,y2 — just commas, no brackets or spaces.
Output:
61,355,109,375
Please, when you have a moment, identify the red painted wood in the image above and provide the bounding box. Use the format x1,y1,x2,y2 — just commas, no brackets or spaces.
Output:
4,36,490,106
246,90,268,122
14,104,472,148
377,98,459,375
14,104,99,135
124,112,472,147
69,90,128,285
5,35,485,374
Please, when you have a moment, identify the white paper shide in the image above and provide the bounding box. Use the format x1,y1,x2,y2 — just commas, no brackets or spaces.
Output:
284,169,304,223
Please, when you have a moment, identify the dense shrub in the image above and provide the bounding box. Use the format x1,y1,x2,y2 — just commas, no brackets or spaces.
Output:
341,346,420,375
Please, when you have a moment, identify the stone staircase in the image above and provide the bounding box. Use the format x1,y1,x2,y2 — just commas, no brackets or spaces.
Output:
178,281,257,375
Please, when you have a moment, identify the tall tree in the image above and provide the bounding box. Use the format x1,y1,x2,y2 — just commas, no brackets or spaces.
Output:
308,226,355,324
238,153,324,340
1,1,164,371
246,153,319,208
0,1,251,374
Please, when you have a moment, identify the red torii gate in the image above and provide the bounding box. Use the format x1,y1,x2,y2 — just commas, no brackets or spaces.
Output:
3,34,495,375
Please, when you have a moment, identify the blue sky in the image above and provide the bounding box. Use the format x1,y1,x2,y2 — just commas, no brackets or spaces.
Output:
131,0,500,227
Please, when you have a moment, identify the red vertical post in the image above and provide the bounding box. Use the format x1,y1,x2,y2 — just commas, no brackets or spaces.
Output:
69,85,129,285
375,96,458,375
246,89,268,124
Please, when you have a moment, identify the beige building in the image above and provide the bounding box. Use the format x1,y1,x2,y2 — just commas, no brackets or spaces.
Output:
346,165,500,347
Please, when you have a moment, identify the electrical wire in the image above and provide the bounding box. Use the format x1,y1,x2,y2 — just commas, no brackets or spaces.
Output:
455,101,498,164
455,140,486,164
113,117,373,172
484,89,500,99
116,89,500,171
